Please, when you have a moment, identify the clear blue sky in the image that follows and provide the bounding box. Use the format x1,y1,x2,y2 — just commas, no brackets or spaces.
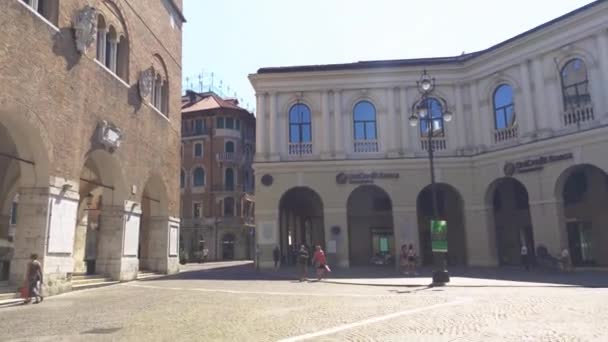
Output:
182,0,596,111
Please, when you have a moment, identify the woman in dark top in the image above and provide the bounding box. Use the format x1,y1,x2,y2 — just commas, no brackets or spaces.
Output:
25,254,43,304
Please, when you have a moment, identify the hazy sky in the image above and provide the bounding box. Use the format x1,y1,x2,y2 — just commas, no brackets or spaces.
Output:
182,0,596,111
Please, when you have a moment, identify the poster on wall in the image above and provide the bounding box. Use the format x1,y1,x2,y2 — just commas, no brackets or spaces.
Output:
169,225,179,257
431,220,448,253
123,212,141,257
47,197,78,254
327,240,337,254
257,222,276,244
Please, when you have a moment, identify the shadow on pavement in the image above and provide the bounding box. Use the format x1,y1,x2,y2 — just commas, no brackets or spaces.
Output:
142,261,608,288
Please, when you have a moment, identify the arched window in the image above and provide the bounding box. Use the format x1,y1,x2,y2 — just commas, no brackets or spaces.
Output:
193,168,205,187
353,101,377,141
225,168,235,191
96,15,107,64
224,197,235,217
561,58,591,109
225,141,235,153
105,26,118,72
94,5,130,83
420,98,444,137
493,84,516,130
180,170,185,189
289,104,312,143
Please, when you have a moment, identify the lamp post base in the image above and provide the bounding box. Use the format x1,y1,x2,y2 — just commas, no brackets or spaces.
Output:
432,270,450,286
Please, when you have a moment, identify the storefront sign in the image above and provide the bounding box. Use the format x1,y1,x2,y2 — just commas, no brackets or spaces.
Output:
504,152,573,176
431,220,448,253
336,172,400,185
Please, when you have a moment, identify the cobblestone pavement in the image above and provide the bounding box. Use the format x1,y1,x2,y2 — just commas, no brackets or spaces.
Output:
0,261,606,342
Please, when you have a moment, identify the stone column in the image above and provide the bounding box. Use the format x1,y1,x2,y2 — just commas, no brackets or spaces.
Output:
518,61,537,140
454,84,467,152
392,208,419,270
321,91,331,159
255,93,266,161
268,92,279,161
72,214,88,274
596,32,608,121
464,205,498,266
399,87,412,155
387,87,399,157
323,208,349,268
532,58,551,137
333,90,345,158
255,211,280,269
470,81,484,151
529,199,567,256
143,216,180,275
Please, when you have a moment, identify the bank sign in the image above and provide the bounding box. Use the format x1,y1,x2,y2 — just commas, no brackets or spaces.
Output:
504,152,573,176
336,172,400,185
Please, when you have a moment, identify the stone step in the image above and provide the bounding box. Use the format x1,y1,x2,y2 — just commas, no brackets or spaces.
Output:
137,272,163,280
72,276,113,286
72,280,119,291
0,291,18,301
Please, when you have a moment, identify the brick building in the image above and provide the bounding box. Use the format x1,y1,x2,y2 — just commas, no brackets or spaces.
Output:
180,91,255,262
0,0,185,295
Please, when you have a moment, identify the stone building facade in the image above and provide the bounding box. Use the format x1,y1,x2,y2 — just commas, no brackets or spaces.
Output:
250,1,608,269
180,91,256,263
0,0,185,295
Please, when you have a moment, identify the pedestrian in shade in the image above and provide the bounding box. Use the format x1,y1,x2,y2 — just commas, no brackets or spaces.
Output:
24,254,43,304
297,245,309,282
521,243,530,271
272,245,281,270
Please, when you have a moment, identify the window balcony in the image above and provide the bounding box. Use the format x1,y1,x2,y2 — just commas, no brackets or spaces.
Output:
353,140,379,153
216,152,241,164
183,127,210,138
211,184,253,193
288,142,313,157
420,137,447,151
494,126,518,144
563,103,594,127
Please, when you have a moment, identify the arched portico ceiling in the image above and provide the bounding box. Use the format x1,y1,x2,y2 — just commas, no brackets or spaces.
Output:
346,184,393,210
279,186,324,215
484,177,530,206
554,163,608,199
141,173,169,216
81,149,128,205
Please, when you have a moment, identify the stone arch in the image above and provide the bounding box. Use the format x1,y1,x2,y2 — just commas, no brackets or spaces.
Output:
138,173,170,271
346,184,394,266
485,177,535,266
416,183,467,266
554,163,608,266
278,187,325,265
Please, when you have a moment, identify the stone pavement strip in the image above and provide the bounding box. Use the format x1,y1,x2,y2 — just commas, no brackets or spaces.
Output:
0,261,606,341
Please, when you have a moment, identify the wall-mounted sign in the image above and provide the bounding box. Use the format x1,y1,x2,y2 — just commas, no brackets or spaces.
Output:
504,152,573,176
335,172,399,185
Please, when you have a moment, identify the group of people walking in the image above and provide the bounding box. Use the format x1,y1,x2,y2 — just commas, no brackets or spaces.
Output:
273,244,330,281
399,244,418,275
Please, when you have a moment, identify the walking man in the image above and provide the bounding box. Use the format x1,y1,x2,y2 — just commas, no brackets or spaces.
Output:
272,245,281,270
520,244,530,271
24,254,43,304
297,245,309,282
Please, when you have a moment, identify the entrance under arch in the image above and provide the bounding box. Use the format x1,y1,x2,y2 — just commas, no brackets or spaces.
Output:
488,178,535,266
416,184,467,266
139,175,169,272
221,233,235,260
278,187,325,265
347,185,394,266
557,164,608,266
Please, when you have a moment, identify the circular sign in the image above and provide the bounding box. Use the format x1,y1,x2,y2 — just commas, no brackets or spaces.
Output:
503,162,516,177
261,174,274,186
331,226,341,235
335,172,348,185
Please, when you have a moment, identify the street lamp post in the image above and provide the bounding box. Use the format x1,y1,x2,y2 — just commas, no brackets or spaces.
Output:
408,70,452,286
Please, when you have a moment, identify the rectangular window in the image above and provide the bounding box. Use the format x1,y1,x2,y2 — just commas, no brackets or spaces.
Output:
235,119,241,130
195,119,204,134
10,202,17,225
217,117,225,129
193,203,203,218
226,118,234,129
194,142,203,157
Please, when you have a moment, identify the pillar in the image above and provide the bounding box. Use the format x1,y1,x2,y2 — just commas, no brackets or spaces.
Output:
518,61,537,140
268,92,279,161
255,211,280,269
333,90,345,158
387,87,398,157
255,93,266,161
323,208,348,268
143,216,180,274
72,214,88,274
392,208,419,270
532,58,552,137
595,32,608,122
321,91,331,159
454,84,467,152
470,81,484,151
529,199,567,256
399,87,413,155
464,206,498,266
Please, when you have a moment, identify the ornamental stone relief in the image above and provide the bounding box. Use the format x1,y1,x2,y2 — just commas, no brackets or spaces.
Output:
73,5,98,54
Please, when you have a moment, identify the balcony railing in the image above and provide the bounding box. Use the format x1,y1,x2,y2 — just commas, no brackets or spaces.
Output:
288,142,313,156
211,184,254,193
420,137,447,151
183,127,210,137
216,152,241,164
563,103,594,127
494,125,518,144
354,140,379,153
